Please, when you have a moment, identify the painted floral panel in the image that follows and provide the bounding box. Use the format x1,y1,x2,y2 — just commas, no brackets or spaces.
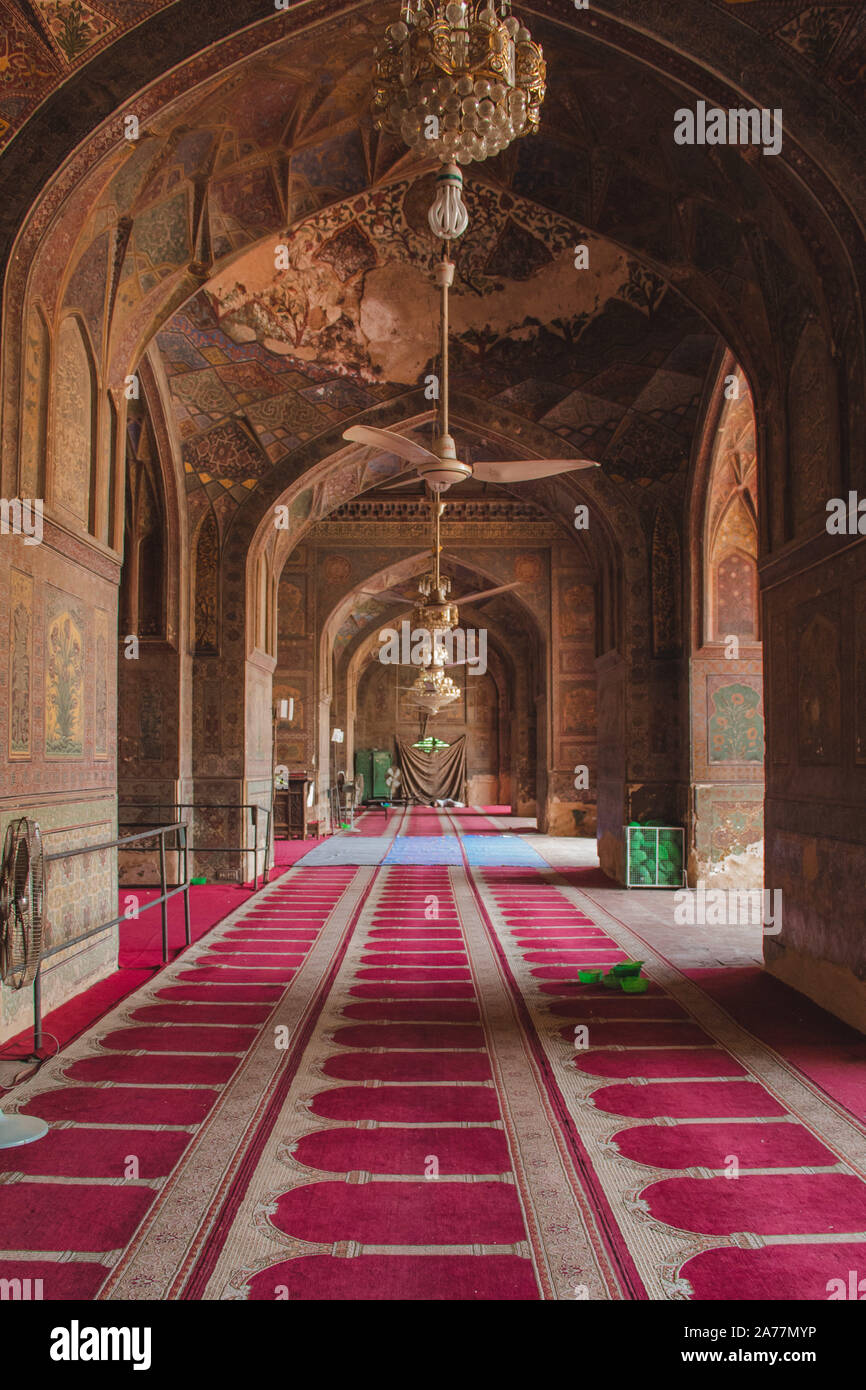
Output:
45,588,85,757
9,570,33,758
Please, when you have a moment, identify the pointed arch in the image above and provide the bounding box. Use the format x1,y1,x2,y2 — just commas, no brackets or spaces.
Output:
121,400,167,639
50,313,98,531
18,302,51,499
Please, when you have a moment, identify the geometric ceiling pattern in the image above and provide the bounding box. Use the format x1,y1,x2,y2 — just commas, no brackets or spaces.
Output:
158,173,716,511
6,0,863,565
1,0,864,155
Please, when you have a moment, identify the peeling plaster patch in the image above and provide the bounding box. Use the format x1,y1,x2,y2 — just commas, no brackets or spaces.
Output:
359,262,439,385
698,839,764,891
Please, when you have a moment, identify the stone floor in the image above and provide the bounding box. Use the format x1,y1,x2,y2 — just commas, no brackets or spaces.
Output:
493,823,765,972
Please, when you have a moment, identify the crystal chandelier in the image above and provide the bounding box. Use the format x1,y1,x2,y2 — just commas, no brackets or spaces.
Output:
372,1,546,167
404,663,462,715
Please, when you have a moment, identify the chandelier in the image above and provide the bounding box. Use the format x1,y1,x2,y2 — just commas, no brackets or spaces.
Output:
372,1,546,168
403,498,462,714
411,496,459,634
403,662,462,715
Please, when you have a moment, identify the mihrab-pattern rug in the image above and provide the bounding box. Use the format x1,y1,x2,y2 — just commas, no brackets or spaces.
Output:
3,824,866,1300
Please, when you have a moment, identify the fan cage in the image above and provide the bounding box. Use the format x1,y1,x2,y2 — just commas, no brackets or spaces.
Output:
623,825,684,889
0,817,45,990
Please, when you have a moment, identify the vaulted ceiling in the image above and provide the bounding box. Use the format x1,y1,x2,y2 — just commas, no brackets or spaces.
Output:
156,177,716,534
4,0,865,562
1,0,864,157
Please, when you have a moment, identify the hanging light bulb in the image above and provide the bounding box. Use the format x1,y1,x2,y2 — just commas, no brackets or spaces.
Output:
428,161,469,240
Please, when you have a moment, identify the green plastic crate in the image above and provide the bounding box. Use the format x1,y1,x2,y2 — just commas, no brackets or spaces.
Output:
623,825,684,888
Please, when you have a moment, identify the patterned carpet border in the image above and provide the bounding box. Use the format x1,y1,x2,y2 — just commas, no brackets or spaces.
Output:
192,865,631,1300
97,865,375,1299
466,855,866,1298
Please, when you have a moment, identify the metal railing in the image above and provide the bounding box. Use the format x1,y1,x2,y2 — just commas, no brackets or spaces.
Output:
117,802,271,891
29,821,191,1053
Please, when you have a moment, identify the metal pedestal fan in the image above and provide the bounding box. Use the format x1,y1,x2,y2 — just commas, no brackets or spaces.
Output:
0,817,49,1148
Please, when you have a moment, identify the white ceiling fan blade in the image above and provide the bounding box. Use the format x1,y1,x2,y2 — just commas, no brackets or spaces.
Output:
358,589,413,605
457,581,522,604
380,476,425,492
472,459,600,483
343,424,439,466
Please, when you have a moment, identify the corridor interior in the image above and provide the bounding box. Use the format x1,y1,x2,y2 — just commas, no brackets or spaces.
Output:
2,805,865,1302
1,0,865,1311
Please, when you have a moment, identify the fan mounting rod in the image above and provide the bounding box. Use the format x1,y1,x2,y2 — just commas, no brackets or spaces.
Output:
426,256,471,491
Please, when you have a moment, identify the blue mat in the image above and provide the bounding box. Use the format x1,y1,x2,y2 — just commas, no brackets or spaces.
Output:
383,836,463,865
461,835,549,867
297,831,549,868
297,836,390,866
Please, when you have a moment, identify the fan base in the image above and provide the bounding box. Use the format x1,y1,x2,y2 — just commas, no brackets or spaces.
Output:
0,1108,48,1149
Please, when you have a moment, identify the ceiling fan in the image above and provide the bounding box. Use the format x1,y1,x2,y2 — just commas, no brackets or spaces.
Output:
358,497,522,621
343,258,600,493
360,566,520,612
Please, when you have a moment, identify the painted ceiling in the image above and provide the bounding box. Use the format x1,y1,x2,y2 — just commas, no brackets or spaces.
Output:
157,173,715,517
1,0,864,155
7,0,862,565
20,0,848,410
706,367,758,554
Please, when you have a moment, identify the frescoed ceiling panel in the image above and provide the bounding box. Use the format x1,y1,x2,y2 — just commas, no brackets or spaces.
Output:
2,0,862,157
12,0,853,406
3,0,861,560
152,173,716,503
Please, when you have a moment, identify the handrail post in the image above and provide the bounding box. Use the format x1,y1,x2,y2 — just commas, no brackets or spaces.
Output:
33,966,43,1054
252,804,260,890
263,796,273,891
159,831,168,963
181,823,191,947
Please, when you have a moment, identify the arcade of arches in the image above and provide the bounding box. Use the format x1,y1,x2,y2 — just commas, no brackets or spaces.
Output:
0,0,865,1305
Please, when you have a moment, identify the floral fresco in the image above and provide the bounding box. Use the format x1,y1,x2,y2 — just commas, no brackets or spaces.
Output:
8,569,32,759
93,607,108,759
708,680,764,764
45,590,85,758
31,1,114,63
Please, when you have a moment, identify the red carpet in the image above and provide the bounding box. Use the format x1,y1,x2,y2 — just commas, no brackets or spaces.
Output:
614,1123,836,1170
293,1127,506,1171
0,837,320,1066
0,864,355,1284
473,864,866,1300
576,1049,745,1078
4,812,866,1302
270,1181,526,1243
685,966,866,1123
675,1244,866,1302
246,1254,537,1300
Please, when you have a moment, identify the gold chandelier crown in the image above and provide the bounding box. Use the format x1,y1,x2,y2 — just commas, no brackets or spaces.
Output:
373,1,546,165
412,572,459,633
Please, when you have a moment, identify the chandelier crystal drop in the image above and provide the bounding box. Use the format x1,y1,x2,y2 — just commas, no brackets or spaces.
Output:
372,0,546,167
